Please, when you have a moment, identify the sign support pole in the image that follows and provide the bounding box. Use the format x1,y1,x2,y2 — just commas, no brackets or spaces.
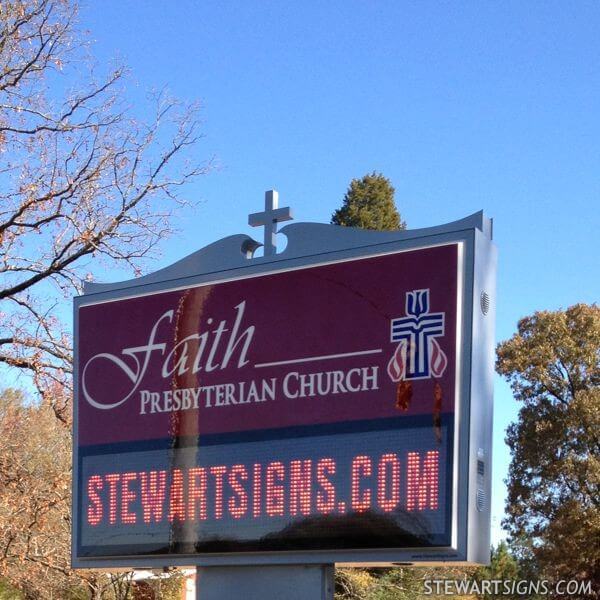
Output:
195,564,334,599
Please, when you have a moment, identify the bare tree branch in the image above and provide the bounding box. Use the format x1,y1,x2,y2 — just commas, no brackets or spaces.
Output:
0,0,209,410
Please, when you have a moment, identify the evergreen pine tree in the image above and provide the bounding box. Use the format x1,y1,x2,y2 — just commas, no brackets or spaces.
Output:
331,172,406,230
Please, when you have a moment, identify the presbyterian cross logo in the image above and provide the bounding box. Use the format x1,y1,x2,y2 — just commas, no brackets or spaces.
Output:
387,289,448,382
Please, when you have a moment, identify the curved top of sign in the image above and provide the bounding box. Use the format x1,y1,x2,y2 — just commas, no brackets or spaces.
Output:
83,211,492,295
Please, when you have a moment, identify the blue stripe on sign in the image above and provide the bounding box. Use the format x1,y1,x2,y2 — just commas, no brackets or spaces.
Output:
416,314,444,322
392,321,443,330
392,314,444,326
391,316,443,327
392,325,444,335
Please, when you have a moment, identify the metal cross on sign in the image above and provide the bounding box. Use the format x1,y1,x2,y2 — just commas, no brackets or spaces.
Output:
248,190,293,256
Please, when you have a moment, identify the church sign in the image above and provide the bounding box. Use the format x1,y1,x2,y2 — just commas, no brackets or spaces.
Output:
72,194,496,569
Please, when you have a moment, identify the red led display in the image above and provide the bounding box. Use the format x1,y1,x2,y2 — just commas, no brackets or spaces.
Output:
315,458,336,514
289,459,312,516
228,465,248,518
377,453,401,513
406,450,439,511
85,450,440,527
252,463,262,518
209,466,227,520
265,462,285,517
105,473,120,525
188,467,207,521
139,470,166,523
351,456,372,513
120,472,138,524
87,476,103,526
167,469,186,522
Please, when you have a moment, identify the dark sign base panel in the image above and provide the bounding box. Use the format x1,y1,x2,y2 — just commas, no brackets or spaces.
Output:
78,415,453,561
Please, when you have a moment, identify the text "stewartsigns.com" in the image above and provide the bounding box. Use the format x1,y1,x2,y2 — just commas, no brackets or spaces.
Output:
423,579,593,597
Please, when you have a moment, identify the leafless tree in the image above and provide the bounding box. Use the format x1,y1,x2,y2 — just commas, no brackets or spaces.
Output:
0,2,206,595
0,0,208,425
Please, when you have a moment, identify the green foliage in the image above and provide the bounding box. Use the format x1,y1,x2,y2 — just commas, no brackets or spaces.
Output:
475,542,519,582
331,172,406,231
335,566,478,600
0,578,23,599
366,568,430,600
472,542,526,600
496,304,600,593
335,568,376,599
135,571,185,600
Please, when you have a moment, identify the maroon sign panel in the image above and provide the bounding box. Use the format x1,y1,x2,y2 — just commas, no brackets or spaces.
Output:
76,243,460,558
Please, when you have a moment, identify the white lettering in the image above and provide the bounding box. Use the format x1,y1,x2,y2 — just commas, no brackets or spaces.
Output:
84,301,257,411
82,310,174,410
283,372,299,399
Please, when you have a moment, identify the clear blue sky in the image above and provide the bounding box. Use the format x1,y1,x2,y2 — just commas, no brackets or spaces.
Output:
81,1,600,546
